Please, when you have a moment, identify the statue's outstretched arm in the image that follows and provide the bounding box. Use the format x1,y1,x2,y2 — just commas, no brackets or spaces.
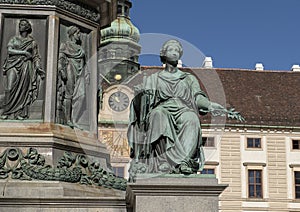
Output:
200,102,245,122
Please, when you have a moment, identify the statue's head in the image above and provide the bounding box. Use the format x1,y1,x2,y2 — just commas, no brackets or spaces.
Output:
67,26,81,42
19,19,32,34
160,39,183,64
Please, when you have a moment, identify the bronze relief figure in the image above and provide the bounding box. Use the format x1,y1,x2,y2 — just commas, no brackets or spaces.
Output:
57,26,87,129
1,19,45,120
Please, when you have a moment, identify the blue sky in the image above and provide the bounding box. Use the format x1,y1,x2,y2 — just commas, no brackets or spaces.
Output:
130,0,300,70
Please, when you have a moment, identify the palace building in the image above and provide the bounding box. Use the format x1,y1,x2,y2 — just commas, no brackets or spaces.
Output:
98,1,300,211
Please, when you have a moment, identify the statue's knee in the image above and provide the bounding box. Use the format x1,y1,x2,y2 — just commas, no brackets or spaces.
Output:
150,108,167,119
181,112,199,125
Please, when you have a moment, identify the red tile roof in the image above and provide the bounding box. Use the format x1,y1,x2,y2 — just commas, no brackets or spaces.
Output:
123,66,300,128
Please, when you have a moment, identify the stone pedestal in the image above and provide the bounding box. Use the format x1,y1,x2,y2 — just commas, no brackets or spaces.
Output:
126,175,228,212
0,1,109,169
0,2,126,211
0,180,127,212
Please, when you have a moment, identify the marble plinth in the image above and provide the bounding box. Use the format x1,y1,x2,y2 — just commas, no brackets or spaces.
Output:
126,174,228,212
0,180,126,212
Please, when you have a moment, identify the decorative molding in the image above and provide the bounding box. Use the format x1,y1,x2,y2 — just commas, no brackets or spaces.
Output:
0,197,127,208
0,0,100,22
243,162,266,167
289,164,300,168
0,147,127,190
205,161,219,166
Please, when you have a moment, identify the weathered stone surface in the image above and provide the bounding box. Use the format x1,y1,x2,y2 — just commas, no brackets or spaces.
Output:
0,180,126,212
0,0,100,22
126,175,227,212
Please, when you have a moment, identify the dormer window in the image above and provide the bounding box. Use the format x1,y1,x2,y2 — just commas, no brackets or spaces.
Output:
117,5,122,15
125,6,129,16
117,1,131,17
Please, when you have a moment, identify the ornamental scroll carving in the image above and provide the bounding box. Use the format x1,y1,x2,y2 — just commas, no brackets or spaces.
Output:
0,147,127,191
0,0,100,22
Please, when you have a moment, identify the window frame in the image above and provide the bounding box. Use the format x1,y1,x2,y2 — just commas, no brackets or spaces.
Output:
246,137,262,149
292,139,300,150
295,171,300,199
200,168,215,175
112,166,125,178
202,136,215,147
247,169,263,199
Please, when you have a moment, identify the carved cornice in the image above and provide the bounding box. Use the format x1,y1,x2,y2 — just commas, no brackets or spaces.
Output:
0,0,100,22
0,147,127,191
243,162,266,167
289,164,300,168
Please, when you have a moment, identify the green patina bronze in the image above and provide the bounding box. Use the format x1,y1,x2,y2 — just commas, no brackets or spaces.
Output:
0,19,45,120
57,26,88,129
0,147,127,191
128,40,244,181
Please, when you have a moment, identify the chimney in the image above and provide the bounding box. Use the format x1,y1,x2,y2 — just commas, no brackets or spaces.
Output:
255,63,264,71
177,60,183,68
291,65,300,72
203,57,213,68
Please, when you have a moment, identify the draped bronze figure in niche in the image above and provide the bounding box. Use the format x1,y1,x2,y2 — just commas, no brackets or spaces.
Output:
1,19,45,120
57,26,87,129
128,40,244,180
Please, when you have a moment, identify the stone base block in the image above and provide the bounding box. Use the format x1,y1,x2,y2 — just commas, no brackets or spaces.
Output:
126,175,227,212
0,123,111,167
0,180,126,212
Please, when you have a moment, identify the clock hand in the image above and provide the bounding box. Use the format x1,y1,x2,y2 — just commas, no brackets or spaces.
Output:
114,96,120,103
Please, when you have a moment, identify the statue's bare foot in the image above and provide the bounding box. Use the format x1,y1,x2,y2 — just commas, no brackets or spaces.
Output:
0,115,8,120
73,123,83,130
158,162,171,172
179,164,193,175
16,115,25,120
67,121,75,128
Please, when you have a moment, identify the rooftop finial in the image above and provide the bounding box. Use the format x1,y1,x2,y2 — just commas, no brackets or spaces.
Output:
117,0,132,18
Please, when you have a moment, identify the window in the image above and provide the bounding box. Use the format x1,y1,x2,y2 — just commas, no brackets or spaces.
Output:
117,5,122,15
201,168,215,174
295,171,300,199
112,167,125,178
247,138,261,148
248,170,262,198
293,140,300,150
124,6,129,16
203,137,215,147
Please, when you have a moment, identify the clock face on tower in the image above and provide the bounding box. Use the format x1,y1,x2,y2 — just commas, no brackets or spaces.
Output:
108,91,130,112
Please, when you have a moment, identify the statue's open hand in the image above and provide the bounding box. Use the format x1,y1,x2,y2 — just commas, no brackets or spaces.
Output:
200,102,245,122
226,108,245,122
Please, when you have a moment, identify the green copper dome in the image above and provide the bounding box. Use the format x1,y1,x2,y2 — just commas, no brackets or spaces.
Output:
101,16,140,44
100,0,139,44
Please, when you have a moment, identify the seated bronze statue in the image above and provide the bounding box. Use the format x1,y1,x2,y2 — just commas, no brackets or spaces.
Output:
127,40,244,178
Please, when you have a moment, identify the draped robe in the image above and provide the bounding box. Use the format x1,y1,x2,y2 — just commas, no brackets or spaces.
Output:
58,41,86,124
2,35,41,118
128,69,208,173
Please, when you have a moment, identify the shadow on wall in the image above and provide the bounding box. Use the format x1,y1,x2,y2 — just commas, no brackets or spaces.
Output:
0,94,3,110
0,94,4,107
